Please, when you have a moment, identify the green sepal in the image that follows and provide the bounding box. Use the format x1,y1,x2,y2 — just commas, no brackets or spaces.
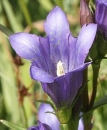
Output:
33,99,56,111
45,111,56,116
80,95,107,118
0,120,26,130
56,108,72,124
0,24,13,38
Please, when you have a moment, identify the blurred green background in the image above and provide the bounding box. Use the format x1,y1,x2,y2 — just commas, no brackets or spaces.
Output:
0,0,107,130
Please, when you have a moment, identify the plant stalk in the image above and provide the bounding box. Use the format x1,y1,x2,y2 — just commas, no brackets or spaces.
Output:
89,61,101,108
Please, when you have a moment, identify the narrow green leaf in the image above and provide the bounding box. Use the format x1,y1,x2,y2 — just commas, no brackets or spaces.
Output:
34,100,56,111
0,120,26,130
2,0,23,32
93,95,107,110
0,24,13,37
18,0,32,25
80,95,107,118
0,47,21,124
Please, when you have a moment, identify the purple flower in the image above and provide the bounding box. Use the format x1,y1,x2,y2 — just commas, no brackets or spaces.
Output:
38,103,60,130
95,0,107,39
9,6,97,109
28,121,52,130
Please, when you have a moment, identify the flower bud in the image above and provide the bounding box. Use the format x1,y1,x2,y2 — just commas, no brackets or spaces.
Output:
80,0,94,26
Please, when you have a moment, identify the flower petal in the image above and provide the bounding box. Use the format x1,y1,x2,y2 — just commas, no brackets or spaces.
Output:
76,24,97,64
68,34,77,70
9,33,45,62
69,24,97,69
30,65,54,83
42,70,83,109
95,0,107,39
95,0,107,26
39,36,56,76
9,33,56,74
28,121,52,130
38,103,60,130
44,6,70,71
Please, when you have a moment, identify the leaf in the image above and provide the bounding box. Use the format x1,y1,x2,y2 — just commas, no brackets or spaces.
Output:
34,100,56,111
0,43,21,124
0,120,26,130
0,24,13,37
92,95,107,111
80,95,107,118
2,0,23,32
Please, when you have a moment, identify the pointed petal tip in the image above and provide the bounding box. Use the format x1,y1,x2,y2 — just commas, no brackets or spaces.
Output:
44,5,70,37
9,32,42,60
84,23,97,31
82,23,97,38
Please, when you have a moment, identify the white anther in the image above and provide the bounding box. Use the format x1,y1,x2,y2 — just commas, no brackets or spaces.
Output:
57,61,65,76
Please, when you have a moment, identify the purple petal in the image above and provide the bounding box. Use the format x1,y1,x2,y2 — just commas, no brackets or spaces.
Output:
38,103,60,130
76,24,97,62
28,121,52,130
95,0,107,38
44,6,70,72
9,33,56,75
78,118,84,130
39,36,56,76
27,126,39,130
9,33,42,60
30,65,54,83
42,62,90,109
42,70,83,109
68,34,77,70
71,24,97,68
95,0,107,26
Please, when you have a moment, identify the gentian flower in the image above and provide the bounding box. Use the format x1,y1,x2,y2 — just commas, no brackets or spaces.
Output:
28,121,52,130
9,6,97,109
95,0,107,39
38,103,60,130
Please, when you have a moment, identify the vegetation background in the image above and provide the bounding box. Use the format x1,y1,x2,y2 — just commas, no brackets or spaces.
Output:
0,0,107,129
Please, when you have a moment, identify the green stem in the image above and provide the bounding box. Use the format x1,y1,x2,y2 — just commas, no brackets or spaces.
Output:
83,114,92,130
60,118,79,130
20,104,28,128
89,61,101,108
82,68,91,130
60,124,69,130
82,69,89,112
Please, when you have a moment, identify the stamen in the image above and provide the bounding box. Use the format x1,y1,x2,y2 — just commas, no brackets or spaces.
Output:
57,61,65,76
